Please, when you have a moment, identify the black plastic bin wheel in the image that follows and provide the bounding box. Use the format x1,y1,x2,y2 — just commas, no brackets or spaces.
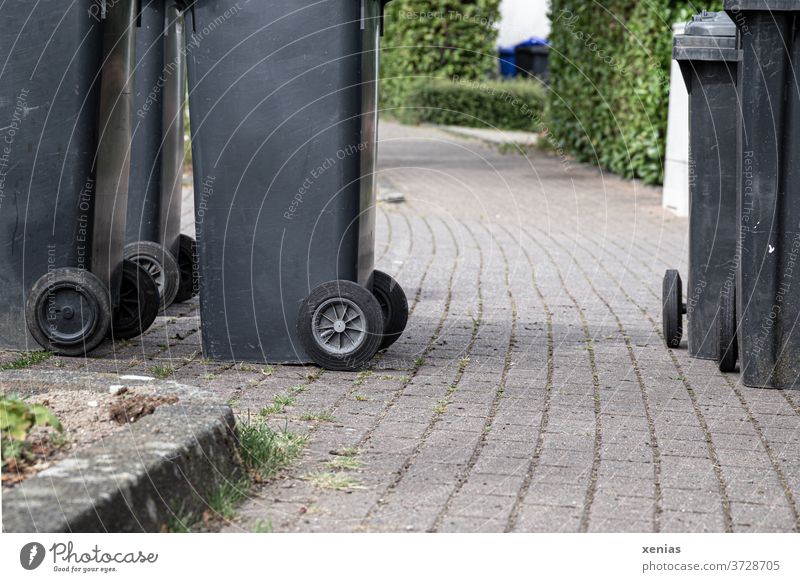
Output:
717,286,738,373
371,270,409,351
109,260,160,341
297,280,384,371
173,234,199,303
123,240,180,311
25,267,112,356
662,269,685,348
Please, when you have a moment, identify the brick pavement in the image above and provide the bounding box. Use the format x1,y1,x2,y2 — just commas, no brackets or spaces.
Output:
4,121,800,533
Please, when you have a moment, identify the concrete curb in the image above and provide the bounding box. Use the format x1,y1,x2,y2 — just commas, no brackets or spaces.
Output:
440,125,539,147
1,371,241,533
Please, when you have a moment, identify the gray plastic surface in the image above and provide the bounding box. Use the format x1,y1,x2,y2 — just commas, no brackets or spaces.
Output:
184,0,387,363
673,20,740,360
674,12,739,62
127,0,186,258
726,3,800,388
685,11,736,37
0,0,136,349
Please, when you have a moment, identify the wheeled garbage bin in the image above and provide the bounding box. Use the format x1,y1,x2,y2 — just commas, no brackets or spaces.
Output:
126,0,198,311
664,12,740,371
0,0,160,355
515,38,550,83
724,0,800,388
183,0,408,370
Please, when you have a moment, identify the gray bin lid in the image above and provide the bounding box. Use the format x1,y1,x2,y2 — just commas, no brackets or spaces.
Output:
685,11,736,36
674,12,740,62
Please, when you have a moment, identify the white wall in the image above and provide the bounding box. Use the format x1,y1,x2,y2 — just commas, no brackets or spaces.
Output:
498,0,550,48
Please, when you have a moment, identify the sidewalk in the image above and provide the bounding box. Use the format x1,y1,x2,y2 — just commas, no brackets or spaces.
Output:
4,121,800,533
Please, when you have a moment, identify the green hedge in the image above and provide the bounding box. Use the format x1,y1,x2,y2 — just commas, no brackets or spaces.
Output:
400,78,547,131
547,1,721,185
381,0,501,113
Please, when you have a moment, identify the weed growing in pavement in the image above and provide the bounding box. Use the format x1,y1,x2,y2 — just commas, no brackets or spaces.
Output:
327,456,361,471
150,364,174,379
208,477,252,520
299,411,336,423
165,422,307,532
353,370,373,386
259,394,295,416
252,520,273,533
355,394,368,402
238,421,308,481
0,351,52,370
304,471,361,491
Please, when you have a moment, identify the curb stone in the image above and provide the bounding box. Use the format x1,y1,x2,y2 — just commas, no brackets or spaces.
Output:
1,371,241,533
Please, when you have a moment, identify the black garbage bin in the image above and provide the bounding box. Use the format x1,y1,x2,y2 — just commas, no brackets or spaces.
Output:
126,0,198,311
183,0,408,370
515,38,549,83
664,12,740,370
724,0,800,389
0,0,159,355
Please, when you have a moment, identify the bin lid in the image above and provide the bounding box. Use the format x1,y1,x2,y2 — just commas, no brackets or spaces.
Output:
684,11,736,37
674,11,740,62
516,36,549,48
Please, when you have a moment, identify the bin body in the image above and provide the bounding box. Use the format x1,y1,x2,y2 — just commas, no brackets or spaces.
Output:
0,2,104,349
725,0,800,388
515,39,549,83
673,12,740,360
127,0,186,258
498,48,517,78
185,0,384,363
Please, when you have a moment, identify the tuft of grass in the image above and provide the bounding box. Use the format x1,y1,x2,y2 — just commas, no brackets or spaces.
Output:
150,364,174,379
259,394,295,416
208,477,251,520
167,422,306,531
304,471,361,491
261,365,276,377
238,421,308,481
354,394,368,402
166,511,196,533
299,411,335,423
413,356,426,368
353,370,373,386
332,447,359,457
434,397,450,415
328,456,361,471
252,520,273,533
0,351,52,371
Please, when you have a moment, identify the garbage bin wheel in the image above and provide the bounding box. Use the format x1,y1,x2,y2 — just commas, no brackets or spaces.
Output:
371,270,409,352
662,269,684,348
108,260,160,341
717,286,738,373
123,240,180,311
297,280,384,371
25,267,111,356
173,234,199,303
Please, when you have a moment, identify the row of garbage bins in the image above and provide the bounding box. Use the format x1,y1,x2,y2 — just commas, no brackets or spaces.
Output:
0,0,408,371
664,1,800,390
